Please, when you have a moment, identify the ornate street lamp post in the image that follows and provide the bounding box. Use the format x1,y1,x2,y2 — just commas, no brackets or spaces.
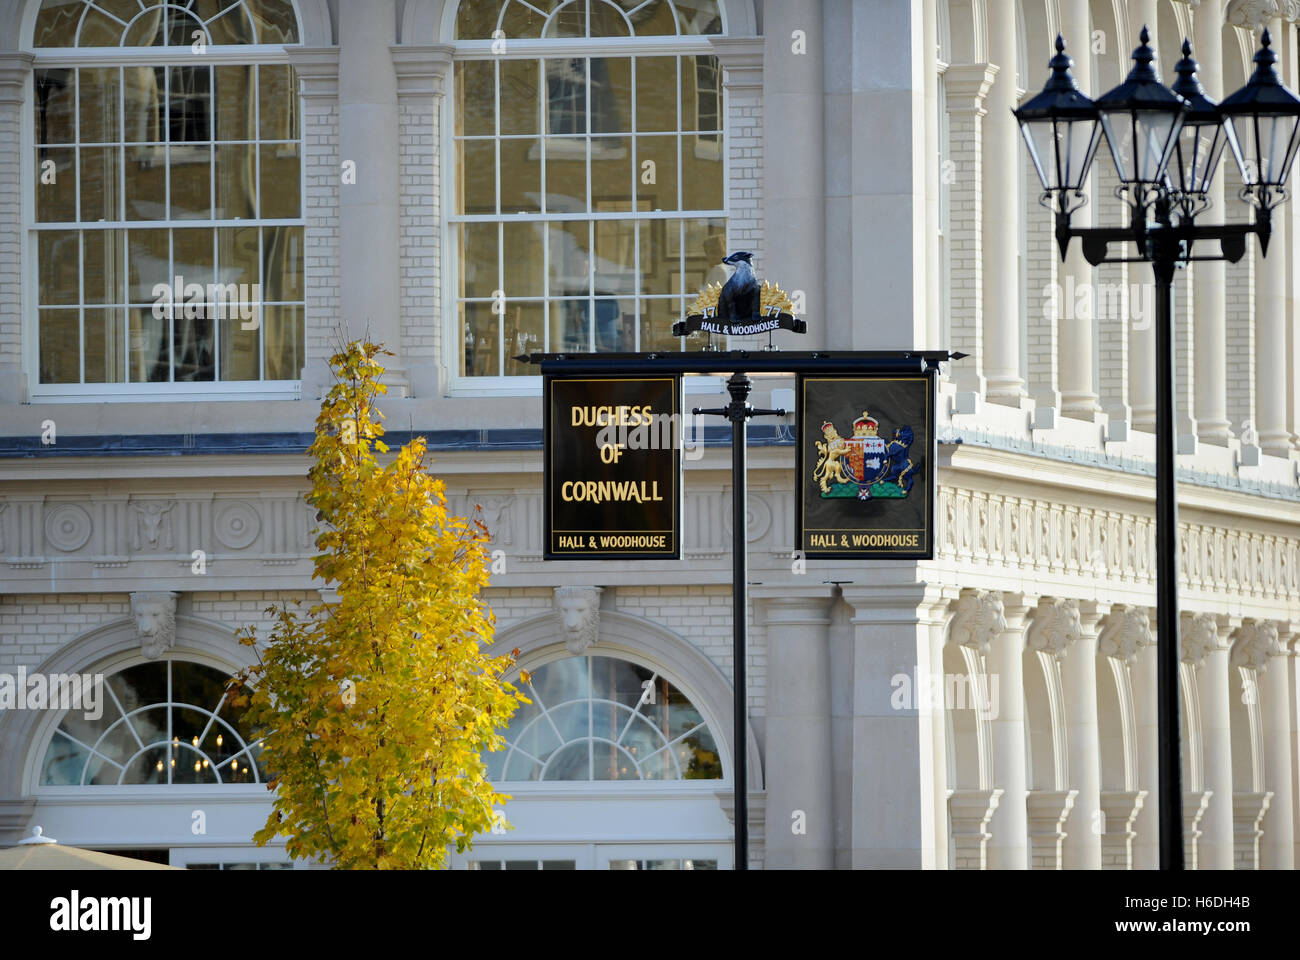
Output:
1016,27,1300,869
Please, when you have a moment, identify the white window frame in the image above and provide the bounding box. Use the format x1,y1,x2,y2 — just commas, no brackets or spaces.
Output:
442,33,730,398
24,41,306,403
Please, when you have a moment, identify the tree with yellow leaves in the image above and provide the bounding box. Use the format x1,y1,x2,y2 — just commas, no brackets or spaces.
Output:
231,340,526,869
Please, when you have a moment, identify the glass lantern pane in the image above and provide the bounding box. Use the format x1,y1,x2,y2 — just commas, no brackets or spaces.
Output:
1019,120,1055,190
1135,111,1178,182
1064,119,1101,190
1223,116,1252,183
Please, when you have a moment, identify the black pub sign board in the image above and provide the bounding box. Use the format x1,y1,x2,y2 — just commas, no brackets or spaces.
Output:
796,371,936,560
544,375,683,560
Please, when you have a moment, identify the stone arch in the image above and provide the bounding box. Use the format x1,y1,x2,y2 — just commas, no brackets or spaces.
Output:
942,638,992,790
11,0,334,48
487,609,762,789
1,614,255,805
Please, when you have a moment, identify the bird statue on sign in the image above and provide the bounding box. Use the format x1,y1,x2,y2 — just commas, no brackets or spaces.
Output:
716,251,760,320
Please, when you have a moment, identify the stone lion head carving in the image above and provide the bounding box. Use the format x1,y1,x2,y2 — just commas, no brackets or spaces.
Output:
131,591,178,660
554,586,602,655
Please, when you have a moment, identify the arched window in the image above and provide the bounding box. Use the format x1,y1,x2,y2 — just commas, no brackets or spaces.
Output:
31,0,305,398
40,659,266,786
451,0,728,380
488,653,723,781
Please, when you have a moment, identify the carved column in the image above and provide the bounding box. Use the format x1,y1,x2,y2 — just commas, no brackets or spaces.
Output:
1058,0,1099,419
983,592,1030,868
1186,612,1234,868
1098,605,1152,869
840,582,955,868
1131,610,1160,868
0,52,33,403
1235,619,1294,868
1029,597,1101,868
983,0,1025,403
756,585,835,869
1181,611,1218,869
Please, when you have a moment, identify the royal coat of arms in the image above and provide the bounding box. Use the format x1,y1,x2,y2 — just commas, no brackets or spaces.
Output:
813,411,916,500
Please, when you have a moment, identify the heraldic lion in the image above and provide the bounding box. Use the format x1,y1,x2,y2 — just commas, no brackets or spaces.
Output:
813,421,852,494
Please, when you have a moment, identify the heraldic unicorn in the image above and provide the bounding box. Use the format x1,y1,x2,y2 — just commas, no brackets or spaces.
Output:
813,411,916,501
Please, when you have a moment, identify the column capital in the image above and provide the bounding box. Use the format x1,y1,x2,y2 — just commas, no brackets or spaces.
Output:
999,592,1034,626
0,51,34,106
1227,0,1300,30
1098,605,1152,663
287,47,341,100
949,588,1007,655
1180,610,1220,665
1026,596,1082,661
710,36,765,90
1231,619,1282,672
943,62,999,116
752,583,837,626
840,580,957,625
390,44,455,98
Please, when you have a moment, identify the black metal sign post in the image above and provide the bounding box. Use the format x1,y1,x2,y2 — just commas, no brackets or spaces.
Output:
530,349,959,870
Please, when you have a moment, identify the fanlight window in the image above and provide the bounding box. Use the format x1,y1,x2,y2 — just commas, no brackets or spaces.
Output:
456,0,723,40
40,660,267,786
34,0,300,47
489,654,724,781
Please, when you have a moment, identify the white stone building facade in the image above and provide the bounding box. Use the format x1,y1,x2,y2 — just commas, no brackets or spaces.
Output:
0,0,1297,870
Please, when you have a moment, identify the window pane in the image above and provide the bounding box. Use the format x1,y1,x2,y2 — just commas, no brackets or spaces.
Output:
685,219,728,295
80,146,122,221
173,227,214,295
591,1,632,37
123,7,166,46
498,138,541,213
635,57,677,133
549,219,590,295
169,65,211,142
639,297,682,352
84,307,126,383
169,145,212,219
544,741,590,779
258,65,296,140
35,148,76,222
34,3,80,47
246,0,300,44
683,55,721,132
591,57,631,134
551,299,589,351
38,230,79,305
128,306,170,382
79,67,120,143
461,301,499,377
128,228,169,301
502,221,545,297
639,217,680,295
502,301,544,375
264,304,304,380
457,0,504,38
501,0,556,39
456,60,496,138
262,226,303,301
173,310,216,381
214,66,253,141
593,216,635,293
259,143,300,217
215,143,256,218
546,58,586,135
35,69,75,144
590,137,632,210
219,309,261,380
39,308,80,383
206,5,257,45
123,67,165,142
456,139,497,214
547,0,586,37
217,226,260,288
84,229,126,304
675,0,724,34
41,733,87,785
499,59,539,137
636,135,678,211
459,222,499,299
627,0,678,35
124,146,166,219
545,137,587,212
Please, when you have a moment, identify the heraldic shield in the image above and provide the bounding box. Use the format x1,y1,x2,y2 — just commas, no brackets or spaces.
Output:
813,411,916,501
